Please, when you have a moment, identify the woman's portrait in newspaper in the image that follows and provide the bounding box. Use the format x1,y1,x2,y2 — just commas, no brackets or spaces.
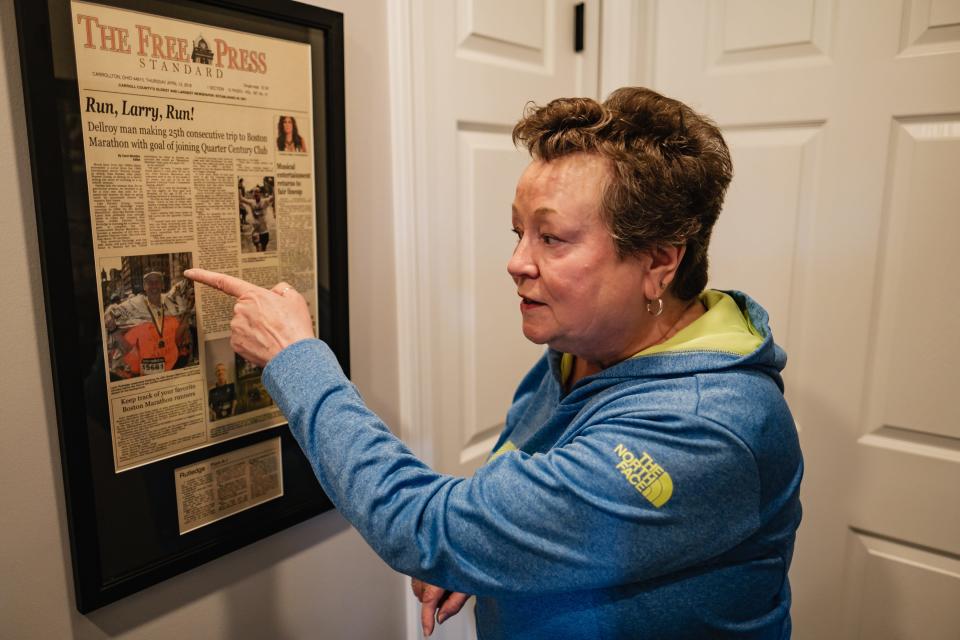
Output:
277,115,308,153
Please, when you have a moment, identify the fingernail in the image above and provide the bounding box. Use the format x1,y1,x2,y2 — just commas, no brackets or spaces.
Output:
422,625,429,637
437,613,446,624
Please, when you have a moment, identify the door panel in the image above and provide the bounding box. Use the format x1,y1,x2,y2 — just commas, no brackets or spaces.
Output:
707,0,833,67
842,530,960,639
709,123,822,349
901,0,960,55
458,0,546,55
457,129,544,463
869,117,960,441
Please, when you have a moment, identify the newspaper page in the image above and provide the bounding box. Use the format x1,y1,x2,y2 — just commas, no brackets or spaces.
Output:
174,437,283,534
71,1,320,471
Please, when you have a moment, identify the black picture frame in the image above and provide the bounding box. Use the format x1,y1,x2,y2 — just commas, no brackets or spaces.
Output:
14,0,348,613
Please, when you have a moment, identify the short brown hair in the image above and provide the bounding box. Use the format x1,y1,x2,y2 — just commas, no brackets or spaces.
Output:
512,87,732,300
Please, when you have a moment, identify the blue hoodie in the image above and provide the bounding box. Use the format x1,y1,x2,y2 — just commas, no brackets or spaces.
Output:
263,290,803,639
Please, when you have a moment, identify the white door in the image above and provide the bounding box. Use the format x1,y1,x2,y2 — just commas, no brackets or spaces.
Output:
643,1,960,637
389,1,599,637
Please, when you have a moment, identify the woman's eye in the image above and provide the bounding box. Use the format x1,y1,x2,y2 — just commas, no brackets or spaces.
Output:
511,228,522,240
542,234,558,245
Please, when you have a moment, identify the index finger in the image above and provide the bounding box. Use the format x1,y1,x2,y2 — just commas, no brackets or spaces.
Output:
184,268,262,298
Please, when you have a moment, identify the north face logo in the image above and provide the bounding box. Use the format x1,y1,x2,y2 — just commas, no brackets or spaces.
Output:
613,443,673,508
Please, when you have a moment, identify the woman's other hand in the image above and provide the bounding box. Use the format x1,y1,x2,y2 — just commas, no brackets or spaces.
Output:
410,577,471,637
184,268,314,367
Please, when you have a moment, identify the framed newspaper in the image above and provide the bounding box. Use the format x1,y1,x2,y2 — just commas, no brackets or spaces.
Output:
14,0,347,612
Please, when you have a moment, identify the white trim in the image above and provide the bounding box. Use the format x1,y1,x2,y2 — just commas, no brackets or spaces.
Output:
578,0,602,98
387,0,433,640
388,0,434,467
599,0,656,95
405,589,422,640
387,7,434,640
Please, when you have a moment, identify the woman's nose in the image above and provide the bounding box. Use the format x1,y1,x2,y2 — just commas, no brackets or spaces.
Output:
507,240,538,281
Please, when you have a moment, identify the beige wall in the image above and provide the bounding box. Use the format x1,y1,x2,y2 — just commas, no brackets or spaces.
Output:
0,0,406,637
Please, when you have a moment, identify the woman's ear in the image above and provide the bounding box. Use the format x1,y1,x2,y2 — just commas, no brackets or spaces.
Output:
643,244,686,300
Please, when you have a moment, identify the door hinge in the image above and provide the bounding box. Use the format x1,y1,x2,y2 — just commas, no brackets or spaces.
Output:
574,2,585,52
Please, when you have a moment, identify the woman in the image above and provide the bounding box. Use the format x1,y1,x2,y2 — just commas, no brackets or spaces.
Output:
276,115,307,152
188,87,802,639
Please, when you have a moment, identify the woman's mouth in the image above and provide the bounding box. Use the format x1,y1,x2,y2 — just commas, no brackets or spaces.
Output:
520,296,546,311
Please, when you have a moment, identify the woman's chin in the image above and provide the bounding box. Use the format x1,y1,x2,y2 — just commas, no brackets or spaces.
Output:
521,326,550,345
522,324,565,349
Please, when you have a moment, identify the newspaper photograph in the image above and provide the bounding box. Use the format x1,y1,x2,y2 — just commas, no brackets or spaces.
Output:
72,1,320,471
174,437,284,535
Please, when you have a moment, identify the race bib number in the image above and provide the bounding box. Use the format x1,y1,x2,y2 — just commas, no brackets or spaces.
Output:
141,357,166,375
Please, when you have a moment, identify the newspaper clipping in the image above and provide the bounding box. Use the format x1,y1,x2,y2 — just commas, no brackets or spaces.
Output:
72,1,320,471
174,437,283,534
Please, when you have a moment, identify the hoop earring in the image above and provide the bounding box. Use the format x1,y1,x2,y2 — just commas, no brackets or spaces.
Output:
646,297,664,317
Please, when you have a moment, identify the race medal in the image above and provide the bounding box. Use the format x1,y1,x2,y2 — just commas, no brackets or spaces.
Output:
141,357,165,375
147,300,166,352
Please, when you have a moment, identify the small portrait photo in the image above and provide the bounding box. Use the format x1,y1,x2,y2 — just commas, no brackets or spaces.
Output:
101,252,198,381
205,337,238,422
238,175,276,254
276,114,308,153
234,354,274,415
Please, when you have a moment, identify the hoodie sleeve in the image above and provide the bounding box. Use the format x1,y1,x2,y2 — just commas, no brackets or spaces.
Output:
263,339,763,596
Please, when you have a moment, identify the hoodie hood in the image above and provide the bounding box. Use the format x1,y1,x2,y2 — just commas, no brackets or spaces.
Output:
552,290,788,396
